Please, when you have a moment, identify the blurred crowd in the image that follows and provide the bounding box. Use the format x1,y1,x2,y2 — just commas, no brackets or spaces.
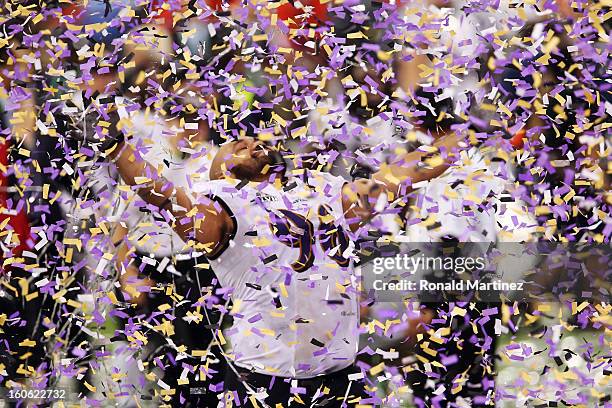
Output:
0,0,609,407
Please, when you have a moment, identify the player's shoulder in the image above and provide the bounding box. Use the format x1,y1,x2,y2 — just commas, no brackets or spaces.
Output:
192,178,237,194
302,170,348,195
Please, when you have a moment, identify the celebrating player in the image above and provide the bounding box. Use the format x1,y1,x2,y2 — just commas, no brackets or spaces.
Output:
93,116,461,406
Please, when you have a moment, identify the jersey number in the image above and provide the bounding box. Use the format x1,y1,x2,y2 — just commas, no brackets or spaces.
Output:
268,205,350,272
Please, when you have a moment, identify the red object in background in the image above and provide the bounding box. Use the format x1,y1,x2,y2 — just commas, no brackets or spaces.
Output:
277,0,328,29
378,0,406,8
48,3,83,28
510,129,526,149
61,4,82,17
0,141,32,259
150,1,176,31
206,0,240,11
155,8,175,31
277,0,329,50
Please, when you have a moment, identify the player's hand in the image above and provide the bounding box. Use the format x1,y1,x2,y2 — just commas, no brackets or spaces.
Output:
119,265,153,307
403,308,434,346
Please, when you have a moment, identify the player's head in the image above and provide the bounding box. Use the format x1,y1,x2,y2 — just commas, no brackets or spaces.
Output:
210,137,285,182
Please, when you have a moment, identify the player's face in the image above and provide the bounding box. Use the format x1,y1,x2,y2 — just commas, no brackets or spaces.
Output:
210,138,278,181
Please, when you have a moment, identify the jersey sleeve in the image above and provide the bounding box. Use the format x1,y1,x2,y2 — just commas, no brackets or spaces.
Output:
191,179,241,205
305,171,348,199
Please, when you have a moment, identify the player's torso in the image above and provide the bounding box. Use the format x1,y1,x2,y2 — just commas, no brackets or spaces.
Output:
197,174,359,377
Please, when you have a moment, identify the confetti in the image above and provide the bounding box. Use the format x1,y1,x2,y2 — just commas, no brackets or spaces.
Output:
0,0,609,407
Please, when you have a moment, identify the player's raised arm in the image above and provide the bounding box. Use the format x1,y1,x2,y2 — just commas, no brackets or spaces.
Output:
341,132,463,231
108,141,234,257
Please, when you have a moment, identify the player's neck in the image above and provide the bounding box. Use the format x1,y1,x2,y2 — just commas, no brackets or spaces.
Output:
252,171,285,185
227,170,285,186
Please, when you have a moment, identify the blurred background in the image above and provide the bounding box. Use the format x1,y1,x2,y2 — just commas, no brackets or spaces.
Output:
0,0,609,406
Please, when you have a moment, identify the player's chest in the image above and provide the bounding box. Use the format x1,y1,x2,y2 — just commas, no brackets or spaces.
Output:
247,185,341,223
242,187,351,272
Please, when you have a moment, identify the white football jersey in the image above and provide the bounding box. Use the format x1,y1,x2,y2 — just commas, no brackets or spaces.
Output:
192,171,360,378
404,147,529,242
